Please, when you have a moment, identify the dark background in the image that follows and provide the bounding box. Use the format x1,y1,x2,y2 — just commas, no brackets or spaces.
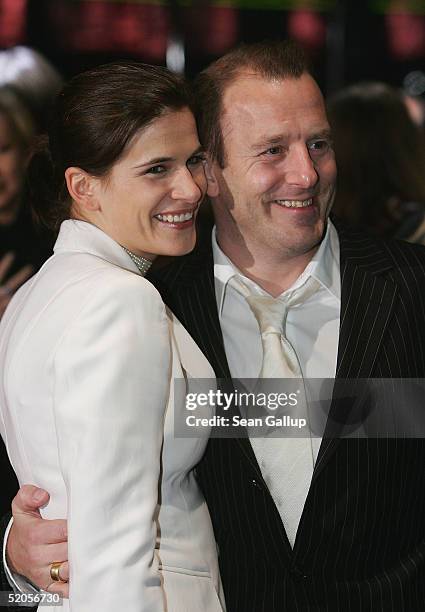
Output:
0,0,424,94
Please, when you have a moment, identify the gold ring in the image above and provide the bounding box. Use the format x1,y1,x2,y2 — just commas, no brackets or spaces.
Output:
50,561,66,583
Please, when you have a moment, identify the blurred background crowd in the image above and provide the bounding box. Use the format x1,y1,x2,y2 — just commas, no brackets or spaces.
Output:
0,0,424,511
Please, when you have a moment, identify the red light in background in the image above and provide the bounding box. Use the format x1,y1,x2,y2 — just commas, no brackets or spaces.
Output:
187,6,238,55
49,1,170,61
0,0,27,46
386,12,425,60
287,9,326,51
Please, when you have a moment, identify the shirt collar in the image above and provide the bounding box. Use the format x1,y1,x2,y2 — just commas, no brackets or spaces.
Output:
212,219,341,317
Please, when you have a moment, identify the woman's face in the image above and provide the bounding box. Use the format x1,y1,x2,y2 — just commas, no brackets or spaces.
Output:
91,108,208,258
0,113,24,218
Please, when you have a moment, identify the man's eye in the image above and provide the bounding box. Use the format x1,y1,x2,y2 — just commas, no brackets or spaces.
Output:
0,143,12,154
146,165,166,175
264,146,283,155
187,154,206,167
309,140,331,153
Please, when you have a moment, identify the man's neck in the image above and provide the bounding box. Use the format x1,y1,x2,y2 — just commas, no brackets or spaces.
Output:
216,233,317,297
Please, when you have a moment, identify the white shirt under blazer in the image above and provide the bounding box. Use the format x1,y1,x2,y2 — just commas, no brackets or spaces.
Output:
0,220,225,612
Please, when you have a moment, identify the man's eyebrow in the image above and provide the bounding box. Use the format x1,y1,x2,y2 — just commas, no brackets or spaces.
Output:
308,129,333,140
250,134,288,151
250,128,333,151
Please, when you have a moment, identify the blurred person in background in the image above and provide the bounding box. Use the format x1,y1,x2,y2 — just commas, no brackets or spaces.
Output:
404,93,425,131
0,86,53,320
328,81,425,244
0,46,63,131
0,86,53,523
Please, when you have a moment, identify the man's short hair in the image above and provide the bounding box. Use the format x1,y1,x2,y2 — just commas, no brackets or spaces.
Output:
194,40,309,167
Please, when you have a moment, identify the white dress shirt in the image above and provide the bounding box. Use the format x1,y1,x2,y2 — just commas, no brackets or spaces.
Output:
213,220,341,462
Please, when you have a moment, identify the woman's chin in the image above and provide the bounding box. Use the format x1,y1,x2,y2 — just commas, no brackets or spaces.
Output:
155,234,197,257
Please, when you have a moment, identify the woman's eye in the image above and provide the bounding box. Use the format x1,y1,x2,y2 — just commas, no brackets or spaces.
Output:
146,165,166,175
187,154,206,167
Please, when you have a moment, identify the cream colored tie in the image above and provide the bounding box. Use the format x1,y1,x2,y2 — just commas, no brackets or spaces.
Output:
230,274,319,547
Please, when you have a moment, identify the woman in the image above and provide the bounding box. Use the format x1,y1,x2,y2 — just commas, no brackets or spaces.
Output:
0,46,63,131
0,62,224,611
328,81,425,243
0,86,54,523
0,86,53,320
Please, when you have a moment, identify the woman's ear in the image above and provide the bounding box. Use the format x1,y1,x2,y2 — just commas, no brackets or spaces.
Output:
204,157,219,198
65,167,101,212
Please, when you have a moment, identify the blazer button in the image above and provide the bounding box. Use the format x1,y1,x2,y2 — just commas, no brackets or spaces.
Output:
290,565,309,580
251,478,263,491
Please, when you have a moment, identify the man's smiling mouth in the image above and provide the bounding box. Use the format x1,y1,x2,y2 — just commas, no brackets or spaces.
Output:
272,198,314,208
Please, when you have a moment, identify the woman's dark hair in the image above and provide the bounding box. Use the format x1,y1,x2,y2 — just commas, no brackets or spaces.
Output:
28,62,195,232
328,82,425,236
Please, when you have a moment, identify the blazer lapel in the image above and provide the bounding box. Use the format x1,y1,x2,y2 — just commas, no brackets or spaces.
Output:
311,225,398,483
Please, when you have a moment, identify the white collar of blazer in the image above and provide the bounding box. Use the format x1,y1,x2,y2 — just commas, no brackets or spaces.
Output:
54,219,145,276
54,219,215,381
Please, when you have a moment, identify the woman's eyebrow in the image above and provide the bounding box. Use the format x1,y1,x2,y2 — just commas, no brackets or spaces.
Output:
132,156,175,169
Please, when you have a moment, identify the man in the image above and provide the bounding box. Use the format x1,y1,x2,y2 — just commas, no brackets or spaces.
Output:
2,41,425,611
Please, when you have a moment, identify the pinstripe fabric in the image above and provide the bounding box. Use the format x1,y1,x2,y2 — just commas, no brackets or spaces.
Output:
1,222,425,611
151,221,425,611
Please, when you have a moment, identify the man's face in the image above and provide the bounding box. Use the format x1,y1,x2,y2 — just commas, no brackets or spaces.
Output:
213,72,337,261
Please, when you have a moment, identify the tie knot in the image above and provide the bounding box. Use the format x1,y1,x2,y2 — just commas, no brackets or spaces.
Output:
246,294,286,335
229,274,320,337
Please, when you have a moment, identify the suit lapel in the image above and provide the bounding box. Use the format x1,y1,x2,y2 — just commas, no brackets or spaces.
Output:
155,225,399,556
311,225,398,483
160,249,231,380
154,245,275,493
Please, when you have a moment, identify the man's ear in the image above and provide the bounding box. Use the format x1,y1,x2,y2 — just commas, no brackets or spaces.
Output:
205,158,219,198
65,167,101,212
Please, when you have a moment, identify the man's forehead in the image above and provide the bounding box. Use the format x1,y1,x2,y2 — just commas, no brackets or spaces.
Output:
222,72,276,108
220,72,327,139
221,72,323,114
226,68,313,90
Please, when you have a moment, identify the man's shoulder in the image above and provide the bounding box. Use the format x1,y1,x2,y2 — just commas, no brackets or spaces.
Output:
148,239,214,294
334,218,425,272
381,235,425,265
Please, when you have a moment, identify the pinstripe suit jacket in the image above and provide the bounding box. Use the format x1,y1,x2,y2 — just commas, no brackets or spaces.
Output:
1,222,425,611
150,221,425,612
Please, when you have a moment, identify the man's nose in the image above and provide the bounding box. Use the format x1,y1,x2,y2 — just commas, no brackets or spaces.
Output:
284,145,319,190
171,167,203,203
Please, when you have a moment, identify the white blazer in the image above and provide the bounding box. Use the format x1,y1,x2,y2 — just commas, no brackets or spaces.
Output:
0,220,225,612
